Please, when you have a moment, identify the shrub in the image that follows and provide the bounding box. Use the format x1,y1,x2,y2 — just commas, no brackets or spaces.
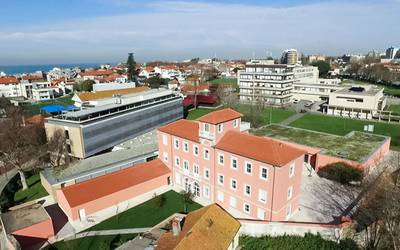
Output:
318,163,363,184
152,193,166,208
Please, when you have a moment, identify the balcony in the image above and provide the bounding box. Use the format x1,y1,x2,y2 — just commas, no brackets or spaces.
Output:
199,131,215,140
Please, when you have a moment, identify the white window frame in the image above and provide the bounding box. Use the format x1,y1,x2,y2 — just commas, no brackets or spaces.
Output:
204,168,210,180
289,162,295,178
218,123,223,133
217,191,224,202
218,153,224,165
163,152,168,162
175,172,181,185
231,157,238,170
204,123,210,132
162,134,168,145
287,186,293,200
230,178,237,190
257,208,265,220
218,174,224,186
183,160,189,172
204,186,210,199
230,196,237,208
245,161,252,175
258,189,267,204
233,119,238,128
193,145,199,156
174,138,179,149
175,156,180,167
244,184,251,197
183,141,189,153
203,148,210,160
193,164,199,176
260,167,268,180
243,203,250,214
286,203,292,219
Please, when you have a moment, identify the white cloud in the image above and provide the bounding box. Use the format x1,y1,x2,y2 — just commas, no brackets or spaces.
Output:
0,0,399,64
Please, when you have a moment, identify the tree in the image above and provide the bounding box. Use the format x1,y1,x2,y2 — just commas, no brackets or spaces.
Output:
312,60,330,78
146,76,167,89
46,129,71,169
74,79,95,92
126,53,137,82
180,190,194,213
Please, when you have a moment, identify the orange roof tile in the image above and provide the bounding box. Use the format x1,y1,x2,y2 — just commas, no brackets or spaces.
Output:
215,130,305,166
156,204,240,250
0,76,18,85
197,108,242,125
81,69,114,77
61,159,170,208
25,115,46,126
158,119,199,142
76,86,149,102
22,75,43,81
180,84,209,93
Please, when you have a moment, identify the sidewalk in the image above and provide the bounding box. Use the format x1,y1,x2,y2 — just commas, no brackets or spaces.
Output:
75,228,152,238
279,112,305,126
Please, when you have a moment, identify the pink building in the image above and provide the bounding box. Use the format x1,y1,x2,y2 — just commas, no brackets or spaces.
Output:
57,159,171,222
158,109,306,221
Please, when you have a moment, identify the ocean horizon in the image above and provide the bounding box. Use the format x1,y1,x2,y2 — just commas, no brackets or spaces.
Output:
0,63,108,75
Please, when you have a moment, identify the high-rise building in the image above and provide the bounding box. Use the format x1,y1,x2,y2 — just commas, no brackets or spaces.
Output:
281,49,298,65
386,47,400,60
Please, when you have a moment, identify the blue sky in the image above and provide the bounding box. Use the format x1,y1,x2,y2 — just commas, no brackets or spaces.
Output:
0,0,399,65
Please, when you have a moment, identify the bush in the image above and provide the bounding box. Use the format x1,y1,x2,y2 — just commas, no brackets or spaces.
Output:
152,193,166,208
240,233,358,250
318,163,363,185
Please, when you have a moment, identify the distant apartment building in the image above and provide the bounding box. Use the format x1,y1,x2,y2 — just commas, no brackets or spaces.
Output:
281,49,298,65
0,76,20,97
386,46,400,60
158,109,305,221
325,86,386,119
0,76,54,101
237,60,294,106
45,88,183,158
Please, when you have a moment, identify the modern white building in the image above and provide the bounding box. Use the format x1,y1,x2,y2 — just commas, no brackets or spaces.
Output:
19,81,54,101
238,59,294,106
92,82,136,92
325,85,386,119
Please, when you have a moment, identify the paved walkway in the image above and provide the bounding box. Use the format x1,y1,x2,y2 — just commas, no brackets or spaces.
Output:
75,228,152,238
279,112,305,126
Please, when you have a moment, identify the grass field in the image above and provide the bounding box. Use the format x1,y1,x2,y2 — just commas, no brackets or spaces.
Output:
49,191,201,249
187,105,295,124
14,174,48,203
22,95,74,116
207,78,237,86
290,113,400,151
387,104,400,115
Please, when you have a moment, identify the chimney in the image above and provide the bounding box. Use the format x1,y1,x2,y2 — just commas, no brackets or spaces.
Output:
172,217,182,236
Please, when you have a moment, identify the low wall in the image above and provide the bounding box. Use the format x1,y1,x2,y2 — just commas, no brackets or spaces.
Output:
238,218,352,241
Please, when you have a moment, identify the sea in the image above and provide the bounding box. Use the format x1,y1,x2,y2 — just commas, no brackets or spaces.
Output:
0,63,104,75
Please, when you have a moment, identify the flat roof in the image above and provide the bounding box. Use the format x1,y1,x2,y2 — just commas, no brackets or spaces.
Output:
334,86,383,96
253,124,387,162
1,203,49,234
41,130,158,185
61,159,170,208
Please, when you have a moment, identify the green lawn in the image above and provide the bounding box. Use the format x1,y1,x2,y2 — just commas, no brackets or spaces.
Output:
46,234,136,250
22,95,74,116
14,174,48,203
49,191,201,250
208,78,237,86
187,108,215,120
387,104,400,115
290,113,400,151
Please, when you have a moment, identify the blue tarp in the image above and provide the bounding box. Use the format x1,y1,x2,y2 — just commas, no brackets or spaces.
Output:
41,104,76,113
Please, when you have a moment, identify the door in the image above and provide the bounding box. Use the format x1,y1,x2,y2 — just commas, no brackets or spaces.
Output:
79,208,86,221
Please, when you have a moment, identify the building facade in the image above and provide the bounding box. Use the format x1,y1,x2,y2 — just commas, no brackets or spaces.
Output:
158,109,305,221
238,60,295,106
281,49,298,65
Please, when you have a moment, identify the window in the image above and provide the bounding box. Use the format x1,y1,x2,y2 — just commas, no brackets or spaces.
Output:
245,162,252,175
204,168,210,179
218,124,223,133
286,203,292,219
287,186,293,200
257,208,265,220
174,139,179,149
230,196,237,208
193,164,199,176
230,179,237,190
231,157,238,169
175,173,181,184
162,134,168,145
243,203,250,214
175,157,180,167
218,153,224,165
233,119,238,128
204,123,210,132
244,184,251,197
193,145,199,156
259,189,267,203
289,163,295,177
260,167,268,180
163,152,168,162
183,142,189,152
204,149,210,160
217,191,224,202
184,178,191,192
65,130,70,139
218,174,224,186
204,186,210,198
183,160,189,172
193,182,200,197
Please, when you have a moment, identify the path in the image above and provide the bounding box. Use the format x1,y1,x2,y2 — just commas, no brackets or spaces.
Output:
0,168,18,194
279,112,305,126
75,228,152,238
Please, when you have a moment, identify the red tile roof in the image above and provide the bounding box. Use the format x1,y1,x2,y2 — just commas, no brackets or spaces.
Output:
197,108,242,125
81,69,114,77
22,75,43,81
60,159,170,208
158,119,199,142
215,130,305,166
0,76,18,85
180,84,209,93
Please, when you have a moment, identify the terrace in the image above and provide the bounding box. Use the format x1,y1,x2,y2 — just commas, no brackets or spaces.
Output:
253,124,387,162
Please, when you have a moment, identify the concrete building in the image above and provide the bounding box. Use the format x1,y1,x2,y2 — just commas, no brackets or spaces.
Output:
158,109,305,221
386,46,400,60
325,85,387,119
45,88,183,158
20,81,54,101
281,49,298,65
92,82,136,92
238,60,294,106
0,77,20,97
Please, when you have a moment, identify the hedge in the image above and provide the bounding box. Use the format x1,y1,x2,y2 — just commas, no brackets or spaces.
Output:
318,163,363,185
